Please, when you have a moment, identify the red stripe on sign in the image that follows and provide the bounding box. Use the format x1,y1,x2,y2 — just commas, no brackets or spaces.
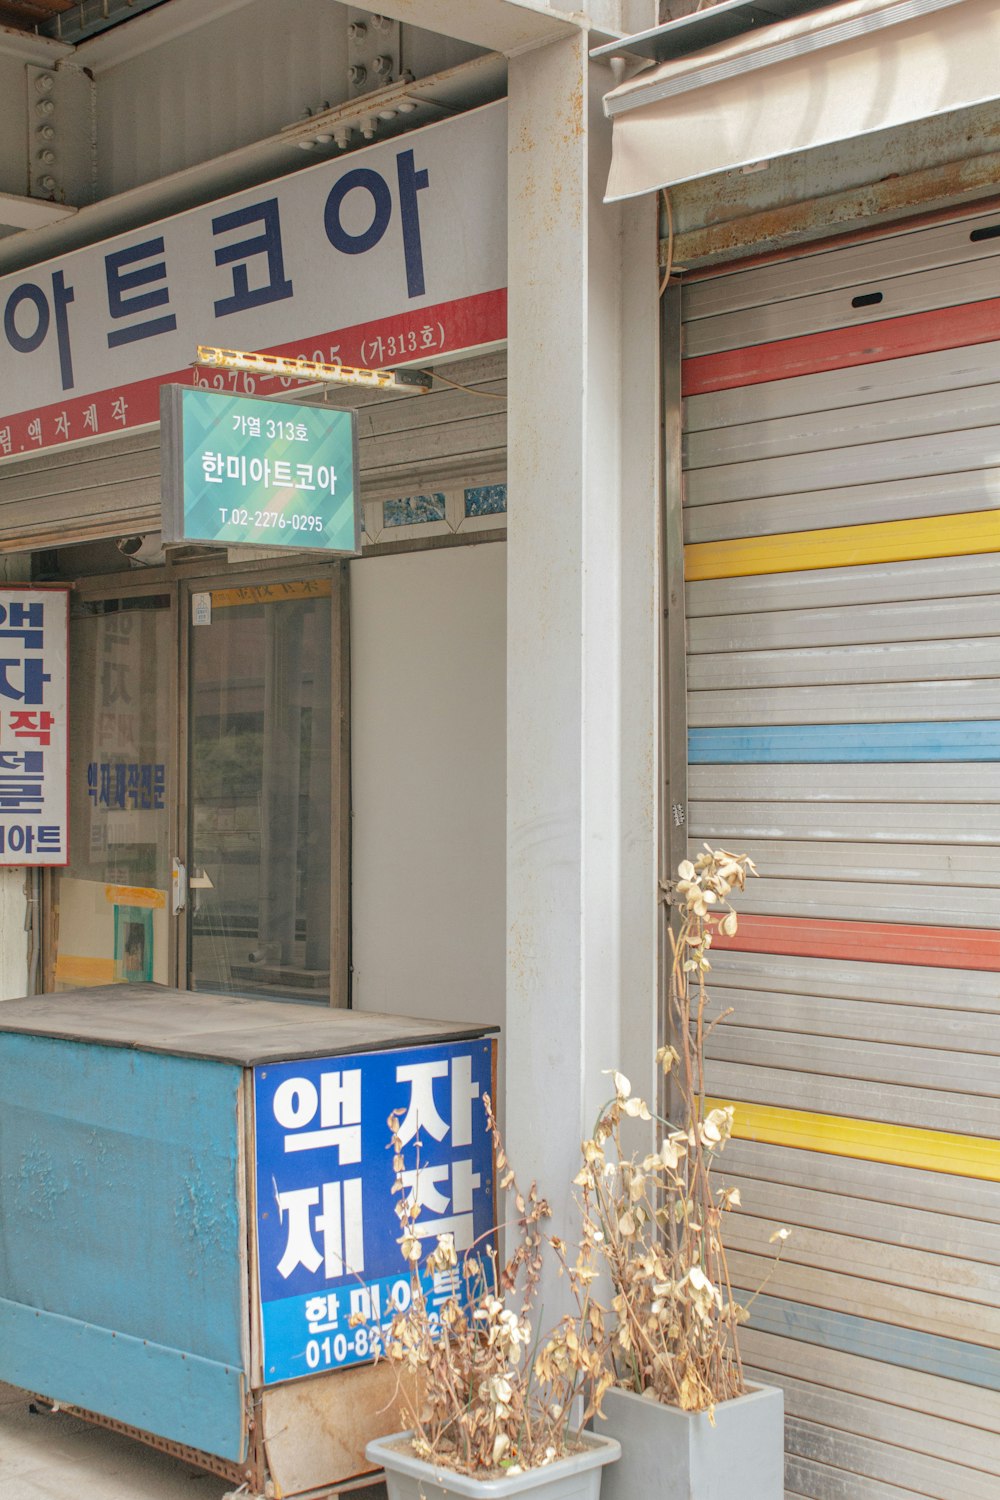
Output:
683,297,1000,396
0,288,508,459
713,913,1000,971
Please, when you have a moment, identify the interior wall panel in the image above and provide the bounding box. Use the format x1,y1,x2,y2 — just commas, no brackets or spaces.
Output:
348,542,506,1040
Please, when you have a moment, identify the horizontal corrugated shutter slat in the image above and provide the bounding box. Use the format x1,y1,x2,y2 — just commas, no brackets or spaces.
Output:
685,340,1000,430
725,1172,1000,1264
685,383,1000,468
681,210,1000,1493
683,475,1000,544
691,763,1000,800
690,798,1000,843
741,1325,1000,1432
688,552,1000,612
708,1059,997,1135
690,596,1000,651
690,641,1000,687
714,987,997,1043
708,1025,1000,1092
730,1219,1000,1312
686,427,1000,505
784,1413,997,1500
761,1367,1000,1482
684,257,1000,356
727,1248,1000,1347
684,208,1000,319
723,1138,1000,1222
710,947,1000,1010
721,878,1000,928
713,839,1000,884
689,681,1000,727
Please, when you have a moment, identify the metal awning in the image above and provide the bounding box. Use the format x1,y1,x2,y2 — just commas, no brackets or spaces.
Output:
601,0,1000,201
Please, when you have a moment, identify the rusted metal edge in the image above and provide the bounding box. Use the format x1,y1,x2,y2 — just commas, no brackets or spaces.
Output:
658,280,685,1123
663,152,1000,270
26,1390,257,1486
661,283,686,886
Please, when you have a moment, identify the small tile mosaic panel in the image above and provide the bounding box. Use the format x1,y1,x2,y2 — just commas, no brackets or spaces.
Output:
383,493,447,528
464,484,507,518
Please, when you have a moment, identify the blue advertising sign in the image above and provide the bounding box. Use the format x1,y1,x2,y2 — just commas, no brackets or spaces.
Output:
253,1038,495,1385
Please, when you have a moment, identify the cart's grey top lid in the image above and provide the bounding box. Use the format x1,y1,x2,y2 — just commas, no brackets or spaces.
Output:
0,984,499,1065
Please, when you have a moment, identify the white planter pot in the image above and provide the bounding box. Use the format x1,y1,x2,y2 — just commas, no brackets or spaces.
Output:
366,1429,621,1500
595,1382,783,1500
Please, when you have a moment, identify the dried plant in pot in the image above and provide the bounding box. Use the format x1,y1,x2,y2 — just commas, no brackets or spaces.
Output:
579,849,786,1500
365,1098,621,1500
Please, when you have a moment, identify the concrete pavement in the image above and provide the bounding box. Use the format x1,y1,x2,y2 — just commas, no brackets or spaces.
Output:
0,1381,232,1499
0,1381,394,1500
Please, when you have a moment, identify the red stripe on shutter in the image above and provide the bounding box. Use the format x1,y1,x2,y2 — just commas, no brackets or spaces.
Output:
712,913,1000,971
683,297,1000,396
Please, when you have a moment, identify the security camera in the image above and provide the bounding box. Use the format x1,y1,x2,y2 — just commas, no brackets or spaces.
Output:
116,534,166,566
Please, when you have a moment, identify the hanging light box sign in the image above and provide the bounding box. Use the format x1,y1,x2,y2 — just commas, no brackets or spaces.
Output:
160,385,361,554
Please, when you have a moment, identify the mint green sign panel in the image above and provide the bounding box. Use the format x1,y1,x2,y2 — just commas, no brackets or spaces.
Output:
160,385,361,554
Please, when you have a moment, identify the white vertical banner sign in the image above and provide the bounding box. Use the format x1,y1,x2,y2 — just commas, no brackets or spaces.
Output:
0,588,69,866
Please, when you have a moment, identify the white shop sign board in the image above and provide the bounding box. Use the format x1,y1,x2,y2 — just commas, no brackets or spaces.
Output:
0,588,69,866
0,102,507,459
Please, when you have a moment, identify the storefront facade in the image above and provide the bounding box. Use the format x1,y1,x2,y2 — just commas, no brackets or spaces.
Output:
11,0,1000,1494
0,76,513,1011
0,6,664,1484
0,0,660,1313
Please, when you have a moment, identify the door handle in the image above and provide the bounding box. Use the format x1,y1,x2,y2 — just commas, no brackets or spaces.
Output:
171,857,187,915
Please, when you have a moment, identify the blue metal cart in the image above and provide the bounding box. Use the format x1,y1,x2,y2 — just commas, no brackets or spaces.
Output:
0,984,497,1498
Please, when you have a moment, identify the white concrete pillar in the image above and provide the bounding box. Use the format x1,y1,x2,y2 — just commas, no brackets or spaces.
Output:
505,34,659,1246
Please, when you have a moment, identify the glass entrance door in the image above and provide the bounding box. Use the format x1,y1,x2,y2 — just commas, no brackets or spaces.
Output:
47,571,340,1005
185,578,334,1002
49,591,175,990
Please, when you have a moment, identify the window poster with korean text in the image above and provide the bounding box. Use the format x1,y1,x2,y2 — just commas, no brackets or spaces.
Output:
253,1038,496,1385
0,102,506,460
161,386,360,553
0,588,69,866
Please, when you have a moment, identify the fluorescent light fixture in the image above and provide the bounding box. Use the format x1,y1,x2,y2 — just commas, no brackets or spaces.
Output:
194,345,433,394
